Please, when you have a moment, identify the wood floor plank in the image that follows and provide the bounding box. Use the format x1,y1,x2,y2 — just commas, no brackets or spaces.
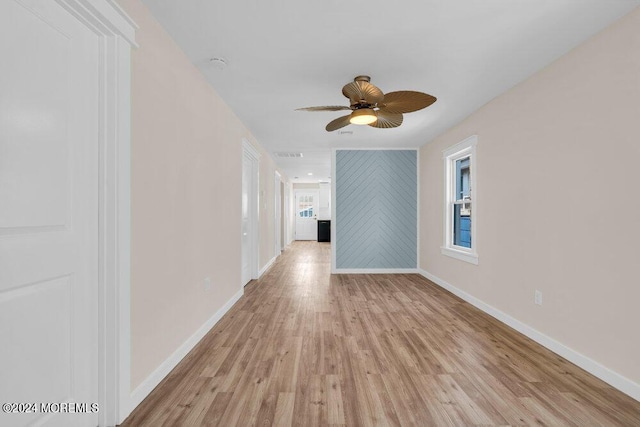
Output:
120,241,640,426
326,374,346,425
202,391,233,427
435,374,494,426
273,392,295,426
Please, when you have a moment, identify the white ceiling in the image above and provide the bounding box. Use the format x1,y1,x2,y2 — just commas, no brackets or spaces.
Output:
141,0,639,183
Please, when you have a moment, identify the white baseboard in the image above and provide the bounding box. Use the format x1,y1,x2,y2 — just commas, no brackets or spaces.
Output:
259,256,277,277
332,268,418,274
418,269,640,402
125,287,244,419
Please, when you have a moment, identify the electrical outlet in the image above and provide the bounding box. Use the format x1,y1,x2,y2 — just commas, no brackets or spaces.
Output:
204,277,212,291
534,290,542,306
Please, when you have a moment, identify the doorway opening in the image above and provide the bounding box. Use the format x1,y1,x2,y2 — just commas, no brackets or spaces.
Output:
242,140,260,286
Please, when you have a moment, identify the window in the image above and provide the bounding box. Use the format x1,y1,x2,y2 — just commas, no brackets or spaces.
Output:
442,135,478,264
298,195,314,218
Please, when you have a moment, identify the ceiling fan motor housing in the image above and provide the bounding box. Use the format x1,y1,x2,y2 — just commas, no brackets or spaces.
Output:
353,102,375,109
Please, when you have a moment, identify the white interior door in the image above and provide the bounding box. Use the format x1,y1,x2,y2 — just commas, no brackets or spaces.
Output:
295,191,319,240
275,172,282,254
283,183,289,247
0,2,100,426
241,154,253,286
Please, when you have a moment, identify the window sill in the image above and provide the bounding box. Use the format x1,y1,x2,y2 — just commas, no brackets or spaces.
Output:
441,246,479,265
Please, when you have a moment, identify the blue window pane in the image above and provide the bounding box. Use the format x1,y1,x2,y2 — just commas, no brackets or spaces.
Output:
456,157,470,200
453,204,471,248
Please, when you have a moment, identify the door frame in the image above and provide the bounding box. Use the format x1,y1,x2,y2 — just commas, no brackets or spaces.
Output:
274,171,282,255
242,139,261,281
283,182,291,247
54,1,137,425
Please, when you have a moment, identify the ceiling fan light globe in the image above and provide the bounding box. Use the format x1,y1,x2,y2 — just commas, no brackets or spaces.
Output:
349,108,377,125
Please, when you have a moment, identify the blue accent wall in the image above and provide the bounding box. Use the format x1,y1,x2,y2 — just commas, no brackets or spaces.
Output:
335,150,417,269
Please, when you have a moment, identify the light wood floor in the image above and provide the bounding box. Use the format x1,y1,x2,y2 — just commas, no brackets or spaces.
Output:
121,241,640,426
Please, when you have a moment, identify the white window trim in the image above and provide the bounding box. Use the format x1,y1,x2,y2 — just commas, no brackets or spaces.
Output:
441,135,479,265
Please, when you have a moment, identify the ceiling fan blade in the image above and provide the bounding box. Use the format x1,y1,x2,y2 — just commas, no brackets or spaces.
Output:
369,110,403,129
342,81,384,105
378,91,437,114
296,105,352,112
326,114,352,132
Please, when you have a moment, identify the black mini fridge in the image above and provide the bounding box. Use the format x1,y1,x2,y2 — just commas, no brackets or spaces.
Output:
317,220,331,242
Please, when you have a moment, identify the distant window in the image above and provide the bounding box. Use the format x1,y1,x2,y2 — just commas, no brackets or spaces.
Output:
442,136,478,264
298,195,315,218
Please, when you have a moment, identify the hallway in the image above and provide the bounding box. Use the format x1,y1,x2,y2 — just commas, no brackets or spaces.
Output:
121,242,640,426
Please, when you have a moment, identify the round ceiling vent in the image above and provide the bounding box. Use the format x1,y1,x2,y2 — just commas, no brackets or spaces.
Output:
209,57,228,70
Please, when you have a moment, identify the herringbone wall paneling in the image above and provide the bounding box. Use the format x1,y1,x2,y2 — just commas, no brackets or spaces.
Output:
335,150,417,269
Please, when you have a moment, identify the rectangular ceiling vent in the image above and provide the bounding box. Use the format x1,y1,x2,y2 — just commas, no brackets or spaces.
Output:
274,152,303,158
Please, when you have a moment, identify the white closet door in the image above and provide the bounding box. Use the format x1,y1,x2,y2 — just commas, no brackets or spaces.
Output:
0,1,100,426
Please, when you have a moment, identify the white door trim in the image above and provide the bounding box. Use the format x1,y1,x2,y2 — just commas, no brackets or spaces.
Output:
242,139,261,280
55,1,137,425
283,182,291,247
275,171,282,256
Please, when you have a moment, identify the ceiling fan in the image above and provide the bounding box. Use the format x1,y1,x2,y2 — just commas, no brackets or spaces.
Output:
297,75,437,132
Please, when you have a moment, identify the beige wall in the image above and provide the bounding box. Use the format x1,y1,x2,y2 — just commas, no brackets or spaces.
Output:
118,0,285,390
420,7,640,386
